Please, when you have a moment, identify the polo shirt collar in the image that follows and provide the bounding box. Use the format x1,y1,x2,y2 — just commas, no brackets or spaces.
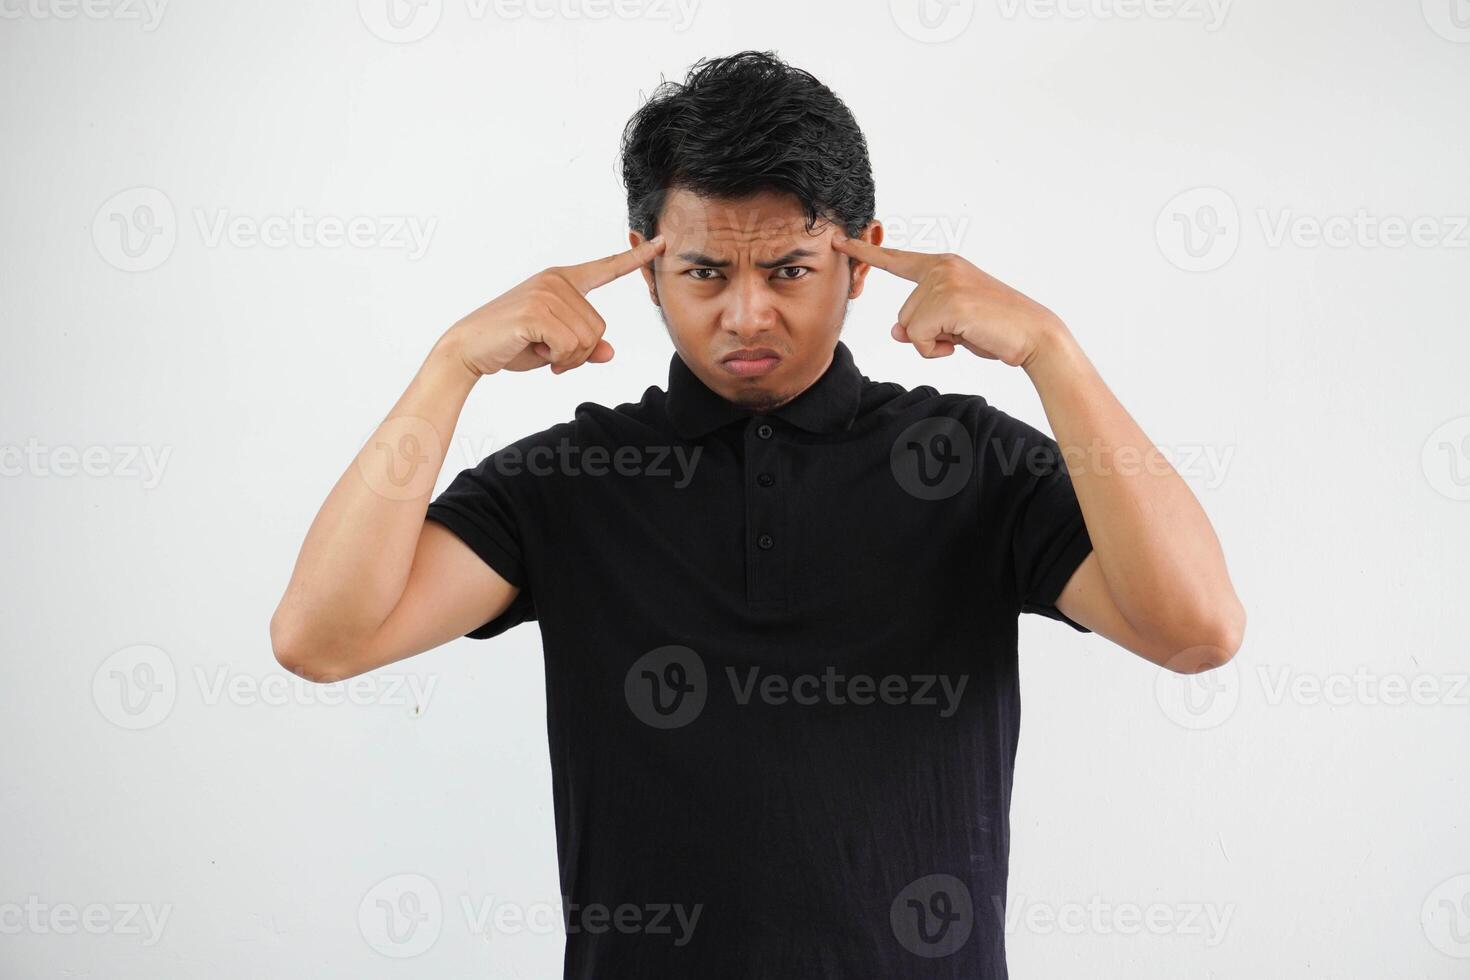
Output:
666,340,864,440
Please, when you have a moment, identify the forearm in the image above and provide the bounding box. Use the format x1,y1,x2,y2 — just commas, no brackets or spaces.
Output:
271,337,479,660
1021,319,1245,651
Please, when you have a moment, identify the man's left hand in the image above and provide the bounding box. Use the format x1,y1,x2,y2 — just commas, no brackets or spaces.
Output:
831,232,1063,368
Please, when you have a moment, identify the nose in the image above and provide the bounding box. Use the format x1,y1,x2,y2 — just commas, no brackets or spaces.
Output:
718,269,781,340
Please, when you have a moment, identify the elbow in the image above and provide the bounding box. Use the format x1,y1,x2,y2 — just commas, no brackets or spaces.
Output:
270,609,349,685
1159,596,1246,675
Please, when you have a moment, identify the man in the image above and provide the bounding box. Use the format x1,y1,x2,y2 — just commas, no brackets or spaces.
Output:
271,50,1244,979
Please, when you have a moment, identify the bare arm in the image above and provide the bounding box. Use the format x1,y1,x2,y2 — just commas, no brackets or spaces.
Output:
1025,323,1246,673
831,231,1244,674
268,343,514,683
269,236,667,683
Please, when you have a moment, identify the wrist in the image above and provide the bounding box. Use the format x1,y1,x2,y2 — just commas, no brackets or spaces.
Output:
1021,314,1080,379
424,331,484,393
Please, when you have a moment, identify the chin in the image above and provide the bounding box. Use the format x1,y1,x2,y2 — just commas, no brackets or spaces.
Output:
727,386,787,412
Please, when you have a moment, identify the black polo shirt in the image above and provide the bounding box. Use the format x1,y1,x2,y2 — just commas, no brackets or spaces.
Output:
425,339,1093,979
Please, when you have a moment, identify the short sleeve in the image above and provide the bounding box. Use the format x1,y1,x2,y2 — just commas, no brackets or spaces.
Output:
425,447,538,640
975,402,1094,632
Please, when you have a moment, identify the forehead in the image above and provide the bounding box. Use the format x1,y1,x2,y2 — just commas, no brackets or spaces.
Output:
657,187,829,252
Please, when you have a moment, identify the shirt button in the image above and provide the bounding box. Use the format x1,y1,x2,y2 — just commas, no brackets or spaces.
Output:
757,533,775,550
756,422,774,440
757,472,775,487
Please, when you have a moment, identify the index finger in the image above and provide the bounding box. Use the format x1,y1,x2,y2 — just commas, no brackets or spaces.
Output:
563,236,666,294
831,234,935,283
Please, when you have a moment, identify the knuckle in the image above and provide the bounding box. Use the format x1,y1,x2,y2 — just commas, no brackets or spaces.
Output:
535,268,570,292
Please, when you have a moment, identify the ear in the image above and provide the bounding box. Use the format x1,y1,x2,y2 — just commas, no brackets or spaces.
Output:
629,230,660,306
845,220,884,301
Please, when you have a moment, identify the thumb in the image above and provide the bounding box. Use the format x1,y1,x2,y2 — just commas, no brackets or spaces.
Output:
898,323,954,358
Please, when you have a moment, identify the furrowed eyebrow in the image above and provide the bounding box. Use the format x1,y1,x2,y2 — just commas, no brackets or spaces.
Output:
674,247,821,270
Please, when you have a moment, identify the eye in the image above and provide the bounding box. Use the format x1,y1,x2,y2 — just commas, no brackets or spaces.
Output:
681,266,811,282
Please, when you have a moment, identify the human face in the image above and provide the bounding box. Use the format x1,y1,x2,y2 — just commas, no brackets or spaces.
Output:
631,188,880,412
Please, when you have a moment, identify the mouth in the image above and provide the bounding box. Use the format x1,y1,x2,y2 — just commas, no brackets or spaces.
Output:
719,347,782,378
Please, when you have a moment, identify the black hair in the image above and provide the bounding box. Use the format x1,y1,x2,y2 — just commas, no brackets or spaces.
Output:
619,50,876,243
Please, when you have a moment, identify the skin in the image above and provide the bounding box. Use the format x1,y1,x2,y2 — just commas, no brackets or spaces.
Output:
826,232,1246,673
629,187,876,414
269,238,668,682
270,188,1243,683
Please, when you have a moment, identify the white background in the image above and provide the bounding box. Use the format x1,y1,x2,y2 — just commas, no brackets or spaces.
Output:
3,0,1468,976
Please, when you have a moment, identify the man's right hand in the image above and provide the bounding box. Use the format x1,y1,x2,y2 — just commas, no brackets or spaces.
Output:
443,235,666,377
